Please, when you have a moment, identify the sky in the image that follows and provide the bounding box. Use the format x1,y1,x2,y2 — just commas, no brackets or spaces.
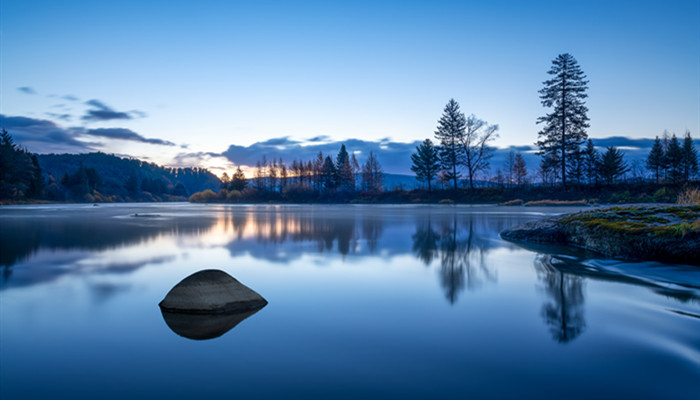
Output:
1,0,698,176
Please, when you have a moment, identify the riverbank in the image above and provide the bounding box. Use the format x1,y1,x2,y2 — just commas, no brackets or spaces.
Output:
500,205,700,265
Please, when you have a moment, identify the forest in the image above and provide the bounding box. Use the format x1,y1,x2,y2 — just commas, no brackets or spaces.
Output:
0,129,219,203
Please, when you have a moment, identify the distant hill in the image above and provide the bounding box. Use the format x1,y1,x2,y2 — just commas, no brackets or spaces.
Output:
37,152,221,202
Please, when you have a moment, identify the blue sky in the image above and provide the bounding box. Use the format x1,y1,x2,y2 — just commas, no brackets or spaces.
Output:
1,0,698,175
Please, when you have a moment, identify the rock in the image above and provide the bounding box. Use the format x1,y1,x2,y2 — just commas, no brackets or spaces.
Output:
501,205,700,266
159,269,268,314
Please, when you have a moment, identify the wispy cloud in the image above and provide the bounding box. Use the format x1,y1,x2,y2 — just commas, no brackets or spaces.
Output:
83,128,176,146
82,99,141,122
17,87,37,95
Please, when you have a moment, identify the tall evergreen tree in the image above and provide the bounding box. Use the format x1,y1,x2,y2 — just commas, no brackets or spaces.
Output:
230,166,247,191
665,134,684,184
434,99,466,189
335,144,355,191
411,139,441,192
321,156,337,191
681,131,698,181
536,53,589,187
646,136,665,184
598,147,629,185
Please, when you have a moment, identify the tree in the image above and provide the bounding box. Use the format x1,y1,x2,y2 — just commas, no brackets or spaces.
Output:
665,134,684,184
411,139,441,192
230,166,247,191
220,172,231,190
335,144,355,191
582,139,599,185
513,153,527,185
504,151,515,187
681,131,698,181
321,156,337,191
536,53,589,187
362,151,383,192
461,115,498,189
598,146,629,185
434,99,466,189
646,136,665,184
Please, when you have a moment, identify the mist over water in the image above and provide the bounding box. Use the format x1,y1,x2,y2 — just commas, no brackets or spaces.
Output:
1,203,698,399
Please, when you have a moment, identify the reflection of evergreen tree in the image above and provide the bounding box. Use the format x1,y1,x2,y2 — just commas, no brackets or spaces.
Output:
412,219,440,265
362,216,383,253
535,255,586,343
438,218,465,304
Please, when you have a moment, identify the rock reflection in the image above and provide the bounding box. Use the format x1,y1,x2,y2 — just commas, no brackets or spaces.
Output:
535,255,587,343
413,215,498,304
161,309,263,340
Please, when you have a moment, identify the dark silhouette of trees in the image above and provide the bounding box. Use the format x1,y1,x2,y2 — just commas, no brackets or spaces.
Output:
665,134,684,184
230,167,247,191
513,153,528,185
411,139,441,192
461,114,499,189
582,139,600,185
321,156,338,191
336,144,355,191
434,99,466,190
0,129,44,200
536,53,589,187
646,136,665,184
681,131,698,182
598,146,629,184
361,151,383,192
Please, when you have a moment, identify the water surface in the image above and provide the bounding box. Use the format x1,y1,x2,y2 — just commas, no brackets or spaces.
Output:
1,203,698,399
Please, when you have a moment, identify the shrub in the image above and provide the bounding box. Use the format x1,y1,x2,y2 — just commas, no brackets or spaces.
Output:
677,188,700,205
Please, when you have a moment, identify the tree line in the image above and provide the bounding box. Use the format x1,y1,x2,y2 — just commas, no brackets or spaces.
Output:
410,53,698,192
198,145,385,203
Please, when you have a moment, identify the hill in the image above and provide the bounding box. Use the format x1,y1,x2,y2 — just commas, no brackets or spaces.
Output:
37,152,221,202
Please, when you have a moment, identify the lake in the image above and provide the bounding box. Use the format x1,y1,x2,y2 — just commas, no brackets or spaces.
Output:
0,203,698,399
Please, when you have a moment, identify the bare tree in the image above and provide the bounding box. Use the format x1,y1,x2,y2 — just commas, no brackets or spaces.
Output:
460,115,499,189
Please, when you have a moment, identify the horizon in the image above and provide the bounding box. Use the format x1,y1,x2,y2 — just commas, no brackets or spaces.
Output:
1,0,698,177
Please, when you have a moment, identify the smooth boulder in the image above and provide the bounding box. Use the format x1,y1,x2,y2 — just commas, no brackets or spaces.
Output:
159,269,268,314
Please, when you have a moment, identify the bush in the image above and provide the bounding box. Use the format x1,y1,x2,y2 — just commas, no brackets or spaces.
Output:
677,188,700,205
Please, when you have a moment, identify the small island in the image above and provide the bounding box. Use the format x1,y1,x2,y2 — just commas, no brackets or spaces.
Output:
501,205,700,265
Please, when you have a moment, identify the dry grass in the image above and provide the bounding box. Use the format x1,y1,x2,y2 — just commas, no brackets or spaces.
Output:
677,188,700,205
523,199,588,207
500,199,524,206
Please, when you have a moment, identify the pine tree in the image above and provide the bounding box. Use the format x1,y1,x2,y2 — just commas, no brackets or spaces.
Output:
335,144,355,191
598,147,629,185
434,99,466,189
220,172,231,190
410,139,441,192
681,131,698,181
536,53,589,187
665,134,684,184
321,156,337,191
646,136,665,184
231,166,247,191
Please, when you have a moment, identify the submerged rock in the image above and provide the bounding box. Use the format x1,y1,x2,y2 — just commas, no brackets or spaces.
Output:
159,269,268,314
501,205,700,266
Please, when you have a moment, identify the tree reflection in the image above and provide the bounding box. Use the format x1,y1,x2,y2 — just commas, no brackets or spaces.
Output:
535,255,586,343
413,214,497,304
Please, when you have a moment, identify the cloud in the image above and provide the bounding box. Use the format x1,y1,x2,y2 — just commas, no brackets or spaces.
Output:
82,99,137,122
220,135,660,176
0,114,96,153
84,128,176,146
17,87,37,95
45,112,72,122
61,95,79,101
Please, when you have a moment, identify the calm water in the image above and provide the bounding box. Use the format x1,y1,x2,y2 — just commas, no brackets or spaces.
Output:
0,203,698,399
